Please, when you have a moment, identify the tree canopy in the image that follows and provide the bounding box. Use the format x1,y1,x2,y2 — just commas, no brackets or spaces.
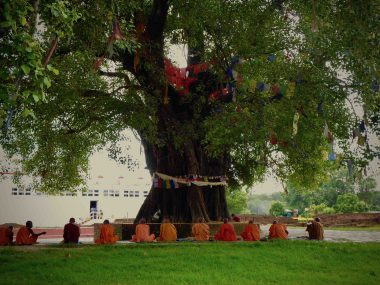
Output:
1,0,379,196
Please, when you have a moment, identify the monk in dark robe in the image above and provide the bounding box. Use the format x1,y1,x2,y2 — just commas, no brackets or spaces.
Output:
158,217,177,242
268,220,288,240
131,218,155,242
16,221,46,245
231,214,241,222
192,217,210,241
241,220,260,241
63,218,80,244
96,220,119,244
306,217,324,240
0,226,14,246
215,218,237,241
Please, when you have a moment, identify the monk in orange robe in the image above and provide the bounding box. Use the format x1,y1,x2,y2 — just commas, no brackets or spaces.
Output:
131,218,155,242
16,221,46,245
96,219,119,244
268,220,288,240
0,226,14,246
192,217,210,241
158,217,177,242
241,220,260,241
214,218,237,241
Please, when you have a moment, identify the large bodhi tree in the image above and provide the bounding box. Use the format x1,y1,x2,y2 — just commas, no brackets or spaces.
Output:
0,0,379,222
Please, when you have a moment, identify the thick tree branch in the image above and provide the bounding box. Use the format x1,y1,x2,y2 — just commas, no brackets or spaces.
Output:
146,0,169,42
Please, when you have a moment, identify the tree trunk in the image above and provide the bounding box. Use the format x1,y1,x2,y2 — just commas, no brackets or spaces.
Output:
132,1,230,222
135,127,230,223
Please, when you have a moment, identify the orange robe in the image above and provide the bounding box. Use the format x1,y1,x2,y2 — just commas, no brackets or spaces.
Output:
131,224,155,242
192,223,210,241
15,227,38,245
269,224,288,240
214,223,237,241
159,223,177,241
240,224,260,241
96,224,120,244
0,227,13,246
306,221,324,240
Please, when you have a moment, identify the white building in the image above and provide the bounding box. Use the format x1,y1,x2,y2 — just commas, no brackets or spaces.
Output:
0,174,151,227
0,132,152,227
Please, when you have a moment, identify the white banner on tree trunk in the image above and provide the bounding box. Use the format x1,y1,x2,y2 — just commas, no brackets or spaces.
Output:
154,172,228,187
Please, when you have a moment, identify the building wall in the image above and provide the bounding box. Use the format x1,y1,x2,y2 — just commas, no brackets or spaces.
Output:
0,177,150,227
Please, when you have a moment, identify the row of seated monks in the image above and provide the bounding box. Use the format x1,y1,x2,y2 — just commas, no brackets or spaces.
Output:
0,217,324,245
0,218,119,246
131,217,293,243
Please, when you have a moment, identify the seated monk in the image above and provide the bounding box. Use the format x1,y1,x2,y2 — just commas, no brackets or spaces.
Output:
241,220,260,241
0,226,14,246
63,218,80,244
192,217,210,241
16,221,46,245
158,217,177,242
96,219,119,244
268,220,288,240
231,214,241,222
306,217,324,240
131,218,155,242
215,218,237,241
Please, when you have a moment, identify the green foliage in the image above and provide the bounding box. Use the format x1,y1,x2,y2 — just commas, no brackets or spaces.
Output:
322,207,336,215
226,187,249,214
269,201,285,216
310,203,327,215
1,0,379,194
335,193,369,213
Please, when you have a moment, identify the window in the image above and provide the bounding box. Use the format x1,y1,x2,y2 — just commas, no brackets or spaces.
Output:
103,190,108,197
25,188,31,196
82,191,87,197
114,190,120,197
124,190,129,197
11,188,17,195
35,191,43,196
18,188,24,195
134,191,140,197
143,190,149,197
94,190,99,197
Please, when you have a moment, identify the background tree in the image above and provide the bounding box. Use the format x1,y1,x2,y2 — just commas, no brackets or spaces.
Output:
226,186,249,215
269,201,285,217
335,193,369,213
1,0,379,222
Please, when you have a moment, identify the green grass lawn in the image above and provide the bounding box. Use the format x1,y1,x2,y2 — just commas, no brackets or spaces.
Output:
1,241,380,285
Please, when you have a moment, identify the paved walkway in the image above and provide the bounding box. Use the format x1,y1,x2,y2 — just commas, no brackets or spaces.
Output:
261,225,380,242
